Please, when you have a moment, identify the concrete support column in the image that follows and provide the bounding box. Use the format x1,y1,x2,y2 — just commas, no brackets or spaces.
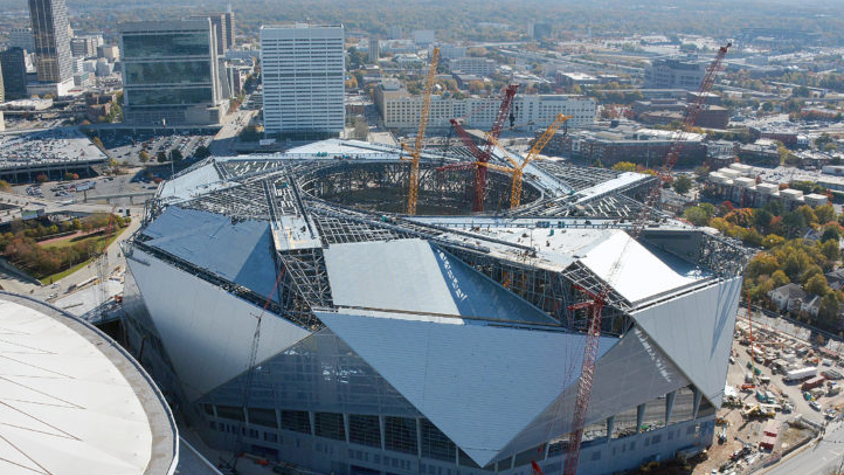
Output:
380,415,386,450
344,413,350,443
665,391,676,426
692,388,703,420
416,417,422,459
636,403,646,432
309,411,316,436
606,416,615,442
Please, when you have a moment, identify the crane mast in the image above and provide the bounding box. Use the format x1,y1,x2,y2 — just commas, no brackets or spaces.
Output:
478,113,568,209
445,84,519,212
629,43,731,239
558,43,731,475
405,47,440,215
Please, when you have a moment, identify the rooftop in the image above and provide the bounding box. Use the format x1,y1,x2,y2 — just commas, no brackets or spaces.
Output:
0,292,178,475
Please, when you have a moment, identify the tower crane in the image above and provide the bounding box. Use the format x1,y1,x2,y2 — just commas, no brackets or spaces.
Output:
533,43,732,475
475,113,569,209
443,84,519,211
403,47,440,215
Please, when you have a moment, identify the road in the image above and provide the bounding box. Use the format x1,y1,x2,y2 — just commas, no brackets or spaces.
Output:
210,108,257,156
764,420,844,475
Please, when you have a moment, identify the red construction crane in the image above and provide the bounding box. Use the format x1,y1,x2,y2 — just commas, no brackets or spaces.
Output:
545,43,732,475
441,84,519,211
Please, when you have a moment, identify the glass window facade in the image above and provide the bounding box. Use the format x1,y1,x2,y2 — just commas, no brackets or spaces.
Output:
216,405,244,421
315,412,345,441
123,32,210,59
127,87,213,106
281,410,311,434
248,408,279,428
124,61,211,85
384,417,417,455
420,419,454,462
348,415,381,448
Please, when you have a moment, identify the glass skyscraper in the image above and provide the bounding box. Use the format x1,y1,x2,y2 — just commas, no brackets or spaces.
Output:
1,48,29,99
120,20,223,125
28,0,73,83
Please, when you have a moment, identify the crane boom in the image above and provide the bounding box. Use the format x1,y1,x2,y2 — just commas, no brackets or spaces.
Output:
441,85,519,212
406,47,440,215
481,113,568,208
629,43,731,239
556,44,731,475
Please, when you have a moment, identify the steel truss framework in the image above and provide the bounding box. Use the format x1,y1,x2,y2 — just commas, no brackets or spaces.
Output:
140,156,747,341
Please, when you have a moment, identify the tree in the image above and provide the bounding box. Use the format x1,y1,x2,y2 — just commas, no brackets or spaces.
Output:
611,161,637,173
138,150,150,163
157,151,167,163
822,239,840,262
0,180,11,192
672,174,693,195
772,270,790,287
91,136,105,150
806,274,831,297
36,173,48,183
822,225,841,244
743,228,764,247
761,101,774,112
816,204,836,225
753,208,774,232
818,293,841,326
683,206,711,226
169,149,183,162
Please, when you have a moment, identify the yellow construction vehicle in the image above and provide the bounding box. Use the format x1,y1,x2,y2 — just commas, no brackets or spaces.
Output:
477,113,569,209
403,47,440,215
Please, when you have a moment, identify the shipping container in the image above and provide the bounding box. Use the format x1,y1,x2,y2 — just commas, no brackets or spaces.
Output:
802,376,826,391
785,366,817,382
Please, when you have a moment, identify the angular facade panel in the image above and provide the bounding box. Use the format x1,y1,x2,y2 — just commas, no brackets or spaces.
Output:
631,277,742,406
496,326,690,462
128,249,310,401
316,309,618,466
324,240,554,324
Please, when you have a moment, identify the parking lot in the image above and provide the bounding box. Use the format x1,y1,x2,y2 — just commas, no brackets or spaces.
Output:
97,130,215,166
10,171,158,208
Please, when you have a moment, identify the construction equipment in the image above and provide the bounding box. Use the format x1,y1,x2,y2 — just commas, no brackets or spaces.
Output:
629,42,731,239
552,43,732,475
229,264,288,472
403,47,440,215
444,84,519,211
92,208,116,324
476,113,569,209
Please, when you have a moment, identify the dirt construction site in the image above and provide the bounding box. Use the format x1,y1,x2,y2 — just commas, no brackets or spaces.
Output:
689,308,844,475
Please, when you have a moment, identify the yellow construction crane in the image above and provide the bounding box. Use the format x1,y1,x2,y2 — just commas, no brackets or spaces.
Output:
403,47,440,215
479,113,569,209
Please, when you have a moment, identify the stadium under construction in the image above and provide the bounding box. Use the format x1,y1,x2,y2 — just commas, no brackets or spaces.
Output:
121,138,747,475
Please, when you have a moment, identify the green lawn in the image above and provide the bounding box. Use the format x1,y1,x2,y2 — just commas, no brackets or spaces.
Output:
37,227,126,284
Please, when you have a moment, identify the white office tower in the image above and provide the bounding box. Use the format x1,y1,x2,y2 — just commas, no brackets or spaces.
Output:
261,24,345,139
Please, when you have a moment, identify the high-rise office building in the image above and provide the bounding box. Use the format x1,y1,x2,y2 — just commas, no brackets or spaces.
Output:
388,25,403,40
368,36,380,63
28,0,73,83
120,19,224,125
1,48,29,99
189,13,227,56
261,24,345,138
10,28,36,52
71,34,102,58
0,62,5,103
224,6,235,50
189,9,235,54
